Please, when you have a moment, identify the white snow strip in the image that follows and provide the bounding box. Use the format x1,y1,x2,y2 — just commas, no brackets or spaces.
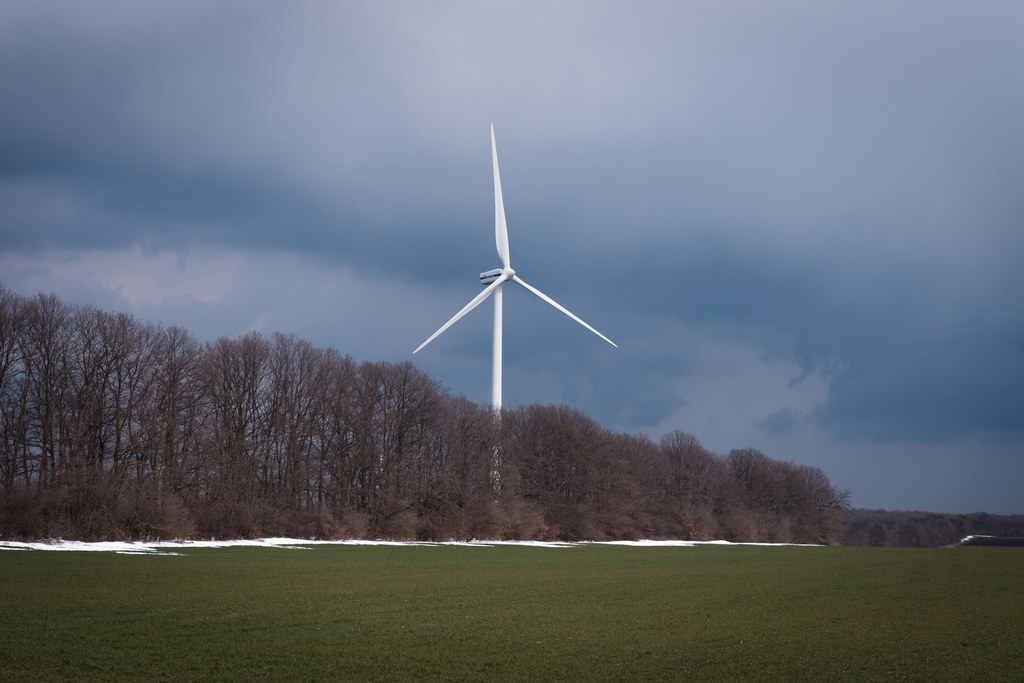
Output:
0,538,821,553
471,540,576,548
960,535,993,544
0,540,166,553
596,540,697,547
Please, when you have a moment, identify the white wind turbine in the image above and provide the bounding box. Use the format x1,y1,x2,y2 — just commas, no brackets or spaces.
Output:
414,125,616,412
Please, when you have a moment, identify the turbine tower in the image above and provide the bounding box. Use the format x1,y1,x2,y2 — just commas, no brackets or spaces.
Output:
414,125,616,412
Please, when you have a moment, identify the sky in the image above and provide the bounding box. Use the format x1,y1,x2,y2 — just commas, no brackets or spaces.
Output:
2,1,1022,514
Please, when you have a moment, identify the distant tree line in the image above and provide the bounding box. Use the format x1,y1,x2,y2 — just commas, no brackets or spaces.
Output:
842,509,1024,547
1,286,850,543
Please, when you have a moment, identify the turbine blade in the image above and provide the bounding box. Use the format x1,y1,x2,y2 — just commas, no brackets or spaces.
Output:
511,275,617,348
492,124,511,270
414,275,507,354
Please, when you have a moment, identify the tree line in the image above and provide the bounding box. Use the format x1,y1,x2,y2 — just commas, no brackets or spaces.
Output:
0,285,850,543
842,509,1024,547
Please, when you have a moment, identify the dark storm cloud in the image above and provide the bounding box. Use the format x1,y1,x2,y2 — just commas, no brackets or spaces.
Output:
2,1,1023,512
0,3,468,256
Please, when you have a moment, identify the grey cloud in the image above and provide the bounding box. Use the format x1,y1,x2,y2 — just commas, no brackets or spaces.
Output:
758,408,801,436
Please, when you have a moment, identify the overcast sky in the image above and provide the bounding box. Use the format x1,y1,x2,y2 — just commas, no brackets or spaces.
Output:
2,1,1022,514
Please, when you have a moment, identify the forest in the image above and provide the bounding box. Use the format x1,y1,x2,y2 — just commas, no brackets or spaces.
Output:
0,284,864,544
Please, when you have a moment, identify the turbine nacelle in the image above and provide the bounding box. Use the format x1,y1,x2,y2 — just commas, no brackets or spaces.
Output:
479,268,504,286
479,267,516,286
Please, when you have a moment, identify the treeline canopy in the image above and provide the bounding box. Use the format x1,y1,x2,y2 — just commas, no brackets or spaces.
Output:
0,286,849,543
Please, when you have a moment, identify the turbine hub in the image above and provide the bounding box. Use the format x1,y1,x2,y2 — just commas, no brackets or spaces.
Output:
503,267,515,279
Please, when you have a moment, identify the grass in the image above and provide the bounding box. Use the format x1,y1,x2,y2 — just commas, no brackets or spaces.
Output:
1,543,1021,681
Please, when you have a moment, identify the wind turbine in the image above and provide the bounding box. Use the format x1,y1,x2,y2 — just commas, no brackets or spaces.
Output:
414,125,616,412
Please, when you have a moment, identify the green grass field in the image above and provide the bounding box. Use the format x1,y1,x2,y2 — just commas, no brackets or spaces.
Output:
1,544,1021,681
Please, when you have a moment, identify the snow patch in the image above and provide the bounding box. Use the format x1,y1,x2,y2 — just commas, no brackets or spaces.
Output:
0,538,822,553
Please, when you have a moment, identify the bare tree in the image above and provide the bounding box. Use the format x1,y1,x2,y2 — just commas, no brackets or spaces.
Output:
0,287,27,492
198,333,271,535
